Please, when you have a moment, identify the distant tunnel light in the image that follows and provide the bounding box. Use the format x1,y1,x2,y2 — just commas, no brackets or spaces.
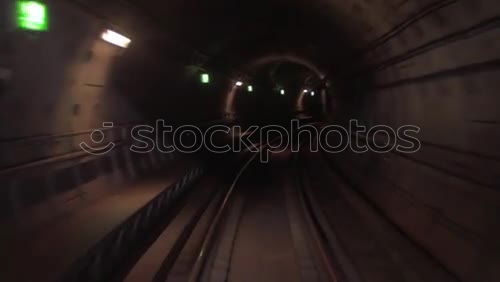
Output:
201,73,210,84
280,89,285,95
101,29,131,48
311,91,315,96
303,89,309,93
235,81,243,87
247,85,253,92
16,1,48,31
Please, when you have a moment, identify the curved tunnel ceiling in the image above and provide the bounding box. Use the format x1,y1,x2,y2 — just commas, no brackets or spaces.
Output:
110,0,470,122
122,0,427,77
125,0,357,72
2,0,495,126
122,0,457,68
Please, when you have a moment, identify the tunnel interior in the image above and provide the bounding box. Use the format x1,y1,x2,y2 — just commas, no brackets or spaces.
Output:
231,61,324,123
1,0,500,282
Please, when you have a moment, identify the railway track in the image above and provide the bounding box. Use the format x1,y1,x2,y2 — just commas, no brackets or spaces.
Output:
60,134,343,282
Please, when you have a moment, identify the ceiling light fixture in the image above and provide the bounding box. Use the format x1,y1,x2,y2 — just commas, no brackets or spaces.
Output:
101,29,131,48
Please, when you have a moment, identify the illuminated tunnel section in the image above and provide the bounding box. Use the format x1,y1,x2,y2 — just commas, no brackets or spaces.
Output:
1,0,500,282
228,60,326,122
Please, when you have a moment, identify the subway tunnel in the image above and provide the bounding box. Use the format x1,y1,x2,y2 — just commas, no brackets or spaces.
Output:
1,0,500,281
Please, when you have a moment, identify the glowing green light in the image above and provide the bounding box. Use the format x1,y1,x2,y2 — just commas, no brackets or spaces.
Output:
247,85,253,92
16,1,48,31
201,73,210,84
17,1,48,31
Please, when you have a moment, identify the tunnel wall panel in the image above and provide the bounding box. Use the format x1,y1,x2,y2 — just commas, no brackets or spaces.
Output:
365,0,500,65
0,0,187,222
327,151,495,281
0,0,166,170
331,1,500,281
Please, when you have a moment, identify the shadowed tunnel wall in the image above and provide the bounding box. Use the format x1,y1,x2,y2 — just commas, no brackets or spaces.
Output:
0,0,226,220
329,1,500,281
0,0,227,168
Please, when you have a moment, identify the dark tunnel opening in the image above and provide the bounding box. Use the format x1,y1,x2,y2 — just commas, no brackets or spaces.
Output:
1,0,500,282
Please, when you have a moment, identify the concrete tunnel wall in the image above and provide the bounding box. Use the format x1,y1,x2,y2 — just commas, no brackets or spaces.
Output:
0,0,227,168
0,0,158,220
0,0,147,139
327,1,500,281
0,0,226,220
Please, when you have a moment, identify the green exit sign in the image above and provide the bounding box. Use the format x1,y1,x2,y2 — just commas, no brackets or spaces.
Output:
16,1,48,31
201,73,210,84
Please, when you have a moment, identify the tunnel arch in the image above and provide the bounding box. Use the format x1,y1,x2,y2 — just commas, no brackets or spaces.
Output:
224,54,328,118
1,1,500,281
